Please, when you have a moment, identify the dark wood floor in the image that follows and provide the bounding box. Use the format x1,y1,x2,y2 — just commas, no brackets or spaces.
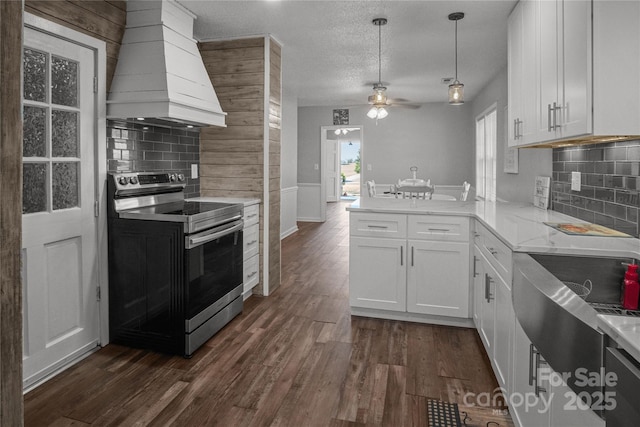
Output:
24,201,513,426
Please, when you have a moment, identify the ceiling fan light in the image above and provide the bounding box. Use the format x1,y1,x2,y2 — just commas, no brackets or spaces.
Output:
367,107,379,119
377,107,388,119
448,81,464,105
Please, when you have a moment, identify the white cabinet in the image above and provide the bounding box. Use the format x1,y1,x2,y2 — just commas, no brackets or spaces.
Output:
349,236,407,311
473,221,513,393
537,0,590,141
508,0,640,147
242,203,260,296
407,240,469,317
511,319,552,427
349,213,470,320
511,319,604,427
508,0,539,146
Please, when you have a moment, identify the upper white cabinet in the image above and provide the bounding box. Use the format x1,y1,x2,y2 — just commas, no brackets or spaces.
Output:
508,0,538,145
508,0,640,147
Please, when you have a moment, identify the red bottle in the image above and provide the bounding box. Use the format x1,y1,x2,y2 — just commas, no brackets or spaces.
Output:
621,264,639,310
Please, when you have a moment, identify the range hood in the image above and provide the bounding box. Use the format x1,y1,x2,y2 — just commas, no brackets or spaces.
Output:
107,0,226,128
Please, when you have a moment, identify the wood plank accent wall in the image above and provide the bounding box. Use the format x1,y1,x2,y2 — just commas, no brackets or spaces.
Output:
0,1,24,424
24,0,126,91
199,37,282,295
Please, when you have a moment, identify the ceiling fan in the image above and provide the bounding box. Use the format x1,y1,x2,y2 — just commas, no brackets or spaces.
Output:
366,18,420,120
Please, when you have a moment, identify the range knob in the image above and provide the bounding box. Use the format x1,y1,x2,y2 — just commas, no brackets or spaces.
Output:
169,173,177,182
129,176,139,185
177,173,185,182
118,176,129,186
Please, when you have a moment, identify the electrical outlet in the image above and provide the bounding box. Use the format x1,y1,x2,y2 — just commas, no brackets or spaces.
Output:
367,164,372,171
571,171,581,191
191,164,198,179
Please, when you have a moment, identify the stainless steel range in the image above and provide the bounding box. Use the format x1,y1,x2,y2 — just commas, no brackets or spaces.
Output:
107,172,244,357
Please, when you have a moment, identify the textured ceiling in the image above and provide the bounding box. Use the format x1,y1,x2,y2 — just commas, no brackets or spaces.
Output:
178,0,518,107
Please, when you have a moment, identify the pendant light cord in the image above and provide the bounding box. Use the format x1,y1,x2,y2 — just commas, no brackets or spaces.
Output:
378,21,382,85
454,19,458,80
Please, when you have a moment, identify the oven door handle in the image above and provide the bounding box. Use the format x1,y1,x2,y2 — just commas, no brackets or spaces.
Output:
186,220,243,249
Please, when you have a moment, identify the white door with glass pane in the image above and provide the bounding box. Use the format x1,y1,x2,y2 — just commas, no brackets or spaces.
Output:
22,27,99,389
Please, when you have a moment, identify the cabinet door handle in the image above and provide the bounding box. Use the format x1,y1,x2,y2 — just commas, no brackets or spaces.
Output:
552,101,559,130
247,271,257,278
367,225,388,229
485,274,494,302
411,246,414,267
529,344,535,387
488,247,498,256
247,239,258,246
247,213,258,219
473,256,479,277
517,119,523,139
534,349,547,397
513,119,518,139
428,228,451,232
547,104,553,132
400,246,403,266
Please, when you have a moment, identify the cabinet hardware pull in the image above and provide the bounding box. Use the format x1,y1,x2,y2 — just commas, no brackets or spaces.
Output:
548,104,553,132
400,246,404,266
517,119,523,138
513,119,518,139
428,228,450,232
247,240,258,245
529,344,535,387
411,246,414,267
473,256,479,277
485,274,494,302
534,349,547,397
367,225,388,229
552,101,558,130
247,214,258,219
247,271,257,278
488,247,498,256
473,232,480,238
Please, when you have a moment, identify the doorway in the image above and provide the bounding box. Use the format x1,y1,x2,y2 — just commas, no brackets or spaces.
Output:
21,16,106,390
320,126,363,221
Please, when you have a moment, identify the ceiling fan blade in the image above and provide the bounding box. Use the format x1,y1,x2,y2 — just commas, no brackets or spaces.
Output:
389,103,421,109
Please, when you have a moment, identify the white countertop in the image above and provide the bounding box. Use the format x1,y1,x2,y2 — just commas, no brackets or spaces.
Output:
348,197,640,259
187,196,260,207
597,315,640,361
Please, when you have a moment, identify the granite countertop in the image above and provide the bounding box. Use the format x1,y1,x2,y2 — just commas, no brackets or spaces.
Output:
187,196,261,207
347,197,640,259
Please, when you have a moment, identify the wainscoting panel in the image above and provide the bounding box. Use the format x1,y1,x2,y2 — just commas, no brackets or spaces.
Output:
297,183,323,222
280,186,298,239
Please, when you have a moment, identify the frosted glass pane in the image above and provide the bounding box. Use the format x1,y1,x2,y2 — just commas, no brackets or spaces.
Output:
51,56,78,107
23,163,47,214
52,162,79,210
23,48,47,102
23,106,47,158
52,110,78,157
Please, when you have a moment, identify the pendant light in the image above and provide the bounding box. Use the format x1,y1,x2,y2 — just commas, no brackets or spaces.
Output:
448,12,465,105
367,18,389,121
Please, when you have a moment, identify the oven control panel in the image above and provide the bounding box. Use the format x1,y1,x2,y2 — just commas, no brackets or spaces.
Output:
110,172,186,193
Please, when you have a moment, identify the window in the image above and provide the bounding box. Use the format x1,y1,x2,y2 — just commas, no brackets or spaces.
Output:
476,105,497,201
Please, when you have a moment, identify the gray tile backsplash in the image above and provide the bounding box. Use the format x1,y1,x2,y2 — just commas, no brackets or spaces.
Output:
552,139,640,237
107,120,201,198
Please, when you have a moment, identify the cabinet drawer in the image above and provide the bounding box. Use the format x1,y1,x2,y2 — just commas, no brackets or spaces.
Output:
243,223,259,258
408,215,469,242
243,254,259,292
244,204,259,227
350,213,407,238
475,222,512,284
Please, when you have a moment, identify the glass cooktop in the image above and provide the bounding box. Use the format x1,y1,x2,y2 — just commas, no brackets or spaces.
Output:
160,201,235,216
